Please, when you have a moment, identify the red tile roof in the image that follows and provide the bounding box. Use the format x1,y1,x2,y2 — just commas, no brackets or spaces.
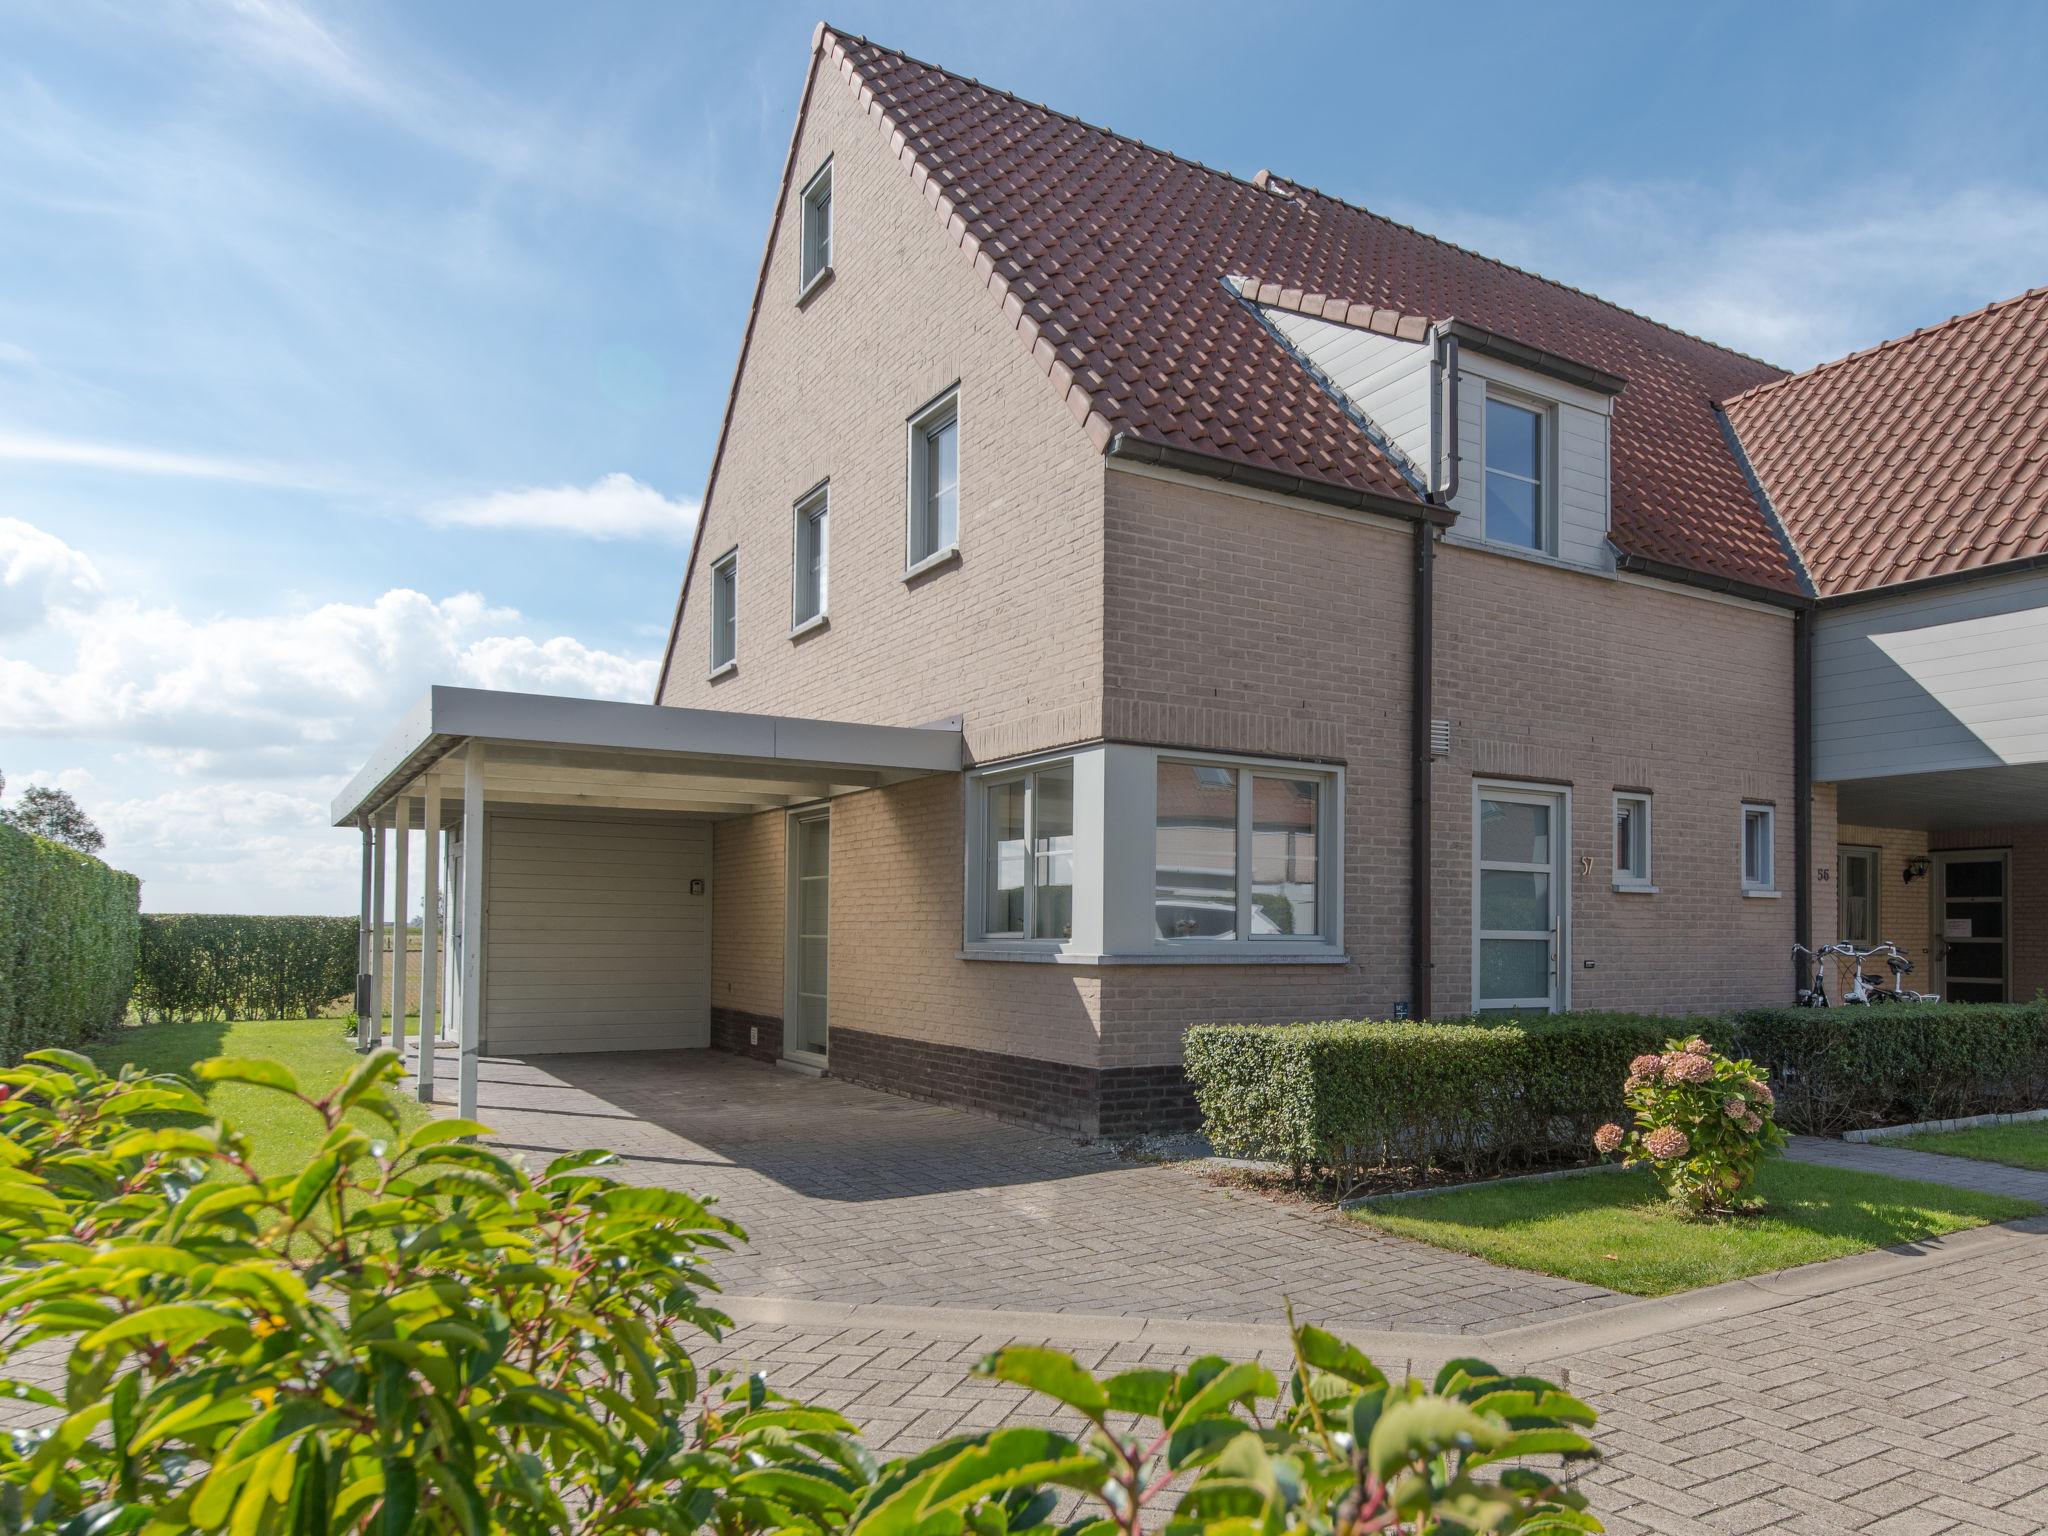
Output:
1722,287,2048,598
820,28,1805,596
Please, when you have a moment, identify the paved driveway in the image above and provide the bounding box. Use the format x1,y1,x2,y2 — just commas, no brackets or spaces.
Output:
452,1050,2048,1534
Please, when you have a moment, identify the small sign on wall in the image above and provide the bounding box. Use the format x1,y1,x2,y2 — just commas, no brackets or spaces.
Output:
1945,917,1972,939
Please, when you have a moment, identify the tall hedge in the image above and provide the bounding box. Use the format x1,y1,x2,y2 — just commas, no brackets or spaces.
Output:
135,915,359,1023
0,823,141,1062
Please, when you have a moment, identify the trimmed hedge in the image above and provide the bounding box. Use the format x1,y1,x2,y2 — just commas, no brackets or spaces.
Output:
1186,1001,2048,1181
135,914,359,1023
1727,1002,2048,1136
0,823,141,1062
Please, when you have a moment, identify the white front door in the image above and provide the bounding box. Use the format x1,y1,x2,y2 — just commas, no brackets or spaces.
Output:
1474,785,1566,1014
785,809,830,1063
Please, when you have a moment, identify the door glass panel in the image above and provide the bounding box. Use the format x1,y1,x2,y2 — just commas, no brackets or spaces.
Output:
1945,860,2002,898
1157,761,1237,940
1945,901,2003,940
1480,939,1551,1000
1479,799,1549,864
1948,980,2005,1003
1032,765,1074,941
792,815,830,1058
1944,941,2004,980
1480,870,1550,932
1251,775,1318,937
986,779,1027,936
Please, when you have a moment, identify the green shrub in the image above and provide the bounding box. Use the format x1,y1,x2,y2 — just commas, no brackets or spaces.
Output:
0,823,140,1063
1724,1000,2048,1135
1596,1036,1787,1213
1185,1012,1688,1184
135,913,359,1022
0,1049,1605,1533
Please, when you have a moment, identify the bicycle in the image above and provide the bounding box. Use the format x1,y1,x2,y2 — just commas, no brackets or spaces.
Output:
1793,941,1940,1006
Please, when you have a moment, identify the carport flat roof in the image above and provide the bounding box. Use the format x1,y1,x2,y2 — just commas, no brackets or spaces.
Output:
331,685,963,827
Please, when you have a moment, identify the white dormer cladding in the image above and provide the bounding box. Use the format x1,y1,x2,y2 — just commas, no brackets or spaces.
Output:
1445,349,1615,573
1241,283,1616,575
1255,304,1434,489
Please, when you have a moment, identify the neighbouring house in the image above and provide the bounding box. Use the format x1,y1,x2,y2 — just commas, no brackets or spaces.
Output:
334,27,2048,1135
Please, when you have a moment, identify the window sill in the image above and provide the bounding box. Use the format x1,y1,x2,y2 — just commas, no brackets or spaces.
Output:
787,612,829,641
959,946,1351,966
796,265,834,307
1743,888,1782,899
1612,882,1659,895
902,545,961,583
706,660,737,682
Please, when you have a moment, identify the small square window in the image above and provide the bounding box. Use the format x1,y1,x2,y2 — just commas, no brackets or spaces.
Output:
907,388,959,569
1741,804,1775,891
1614,793,1652,886
798,161,832,294
791,486,828,627
709,550,737,672
1484,394,1548,552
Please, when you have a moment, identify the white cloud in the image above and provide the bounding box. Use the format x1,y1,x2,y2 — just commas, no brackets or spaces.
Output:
0,429,320,487
0,516,106,633
90,781,362,915
429,472,698,542
1384,179,2048,371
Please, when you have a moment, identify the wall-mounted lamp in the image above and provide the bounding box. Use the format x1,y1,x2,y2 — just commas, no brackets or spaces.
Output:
1903,856,1931,885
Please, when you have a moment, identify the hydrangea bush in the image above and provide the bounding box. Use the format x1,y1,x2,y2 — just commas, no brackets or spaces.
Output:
1594,1036,1787,1214
0,1047,1605,1534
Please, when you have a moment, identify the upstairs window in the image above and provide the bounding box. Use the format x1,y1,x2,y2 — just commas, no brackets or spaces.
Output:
791,485,828,628
1484,394,1548,551
1742,803,1775,892
907,388,960,570
798,161,833,294
1614,792,1652,888
709,549,737,673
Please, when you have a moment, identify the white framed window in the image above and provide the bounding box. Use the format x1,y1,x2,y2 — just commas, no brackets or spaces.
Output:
708,548,737,674
797,159,832,295
906,387,960,572
1154,756,1331,945
1483,391,1550,552
977,759,1075,942
791,484,829,630
1613,792,1653,888
1741,803,1775,892
1838,844,1879,948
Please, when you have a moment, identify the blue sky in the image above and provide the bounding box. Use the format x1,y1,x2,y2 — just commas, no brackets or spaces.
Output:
4,0,2045,911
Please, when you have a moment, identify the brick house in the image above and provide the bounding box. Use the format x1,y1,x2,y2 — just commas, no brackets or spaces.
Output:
335,28,2048,1135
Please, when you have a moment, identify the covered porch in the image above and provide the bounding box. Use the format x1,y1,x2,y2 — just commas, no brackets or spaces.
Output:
330,686,962,1117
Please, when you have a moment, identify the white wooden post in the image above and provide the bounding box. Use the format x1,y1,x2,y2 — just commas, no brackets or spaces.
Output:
443,834,459,1044
458,744,486,1120
391,800,411,1060
418,780,441,1101
356,818,373,1027
365,817,387,1050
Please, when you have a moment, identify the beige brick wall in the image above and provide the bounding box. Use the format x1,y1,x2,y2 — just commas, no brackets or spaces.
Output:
711,810,786,1021
656,50,1105,767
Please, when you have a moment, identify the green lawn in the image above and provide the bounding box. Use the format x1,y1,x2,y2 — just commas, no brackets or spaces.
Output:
85,1018,431,1177
1878,1119,2048,1171
1352,1160,2038,1297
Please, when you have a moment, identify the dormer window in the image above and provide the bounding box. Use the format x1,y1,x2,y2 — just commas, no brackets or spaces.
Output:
1484,394,1549,551
798,160,833,296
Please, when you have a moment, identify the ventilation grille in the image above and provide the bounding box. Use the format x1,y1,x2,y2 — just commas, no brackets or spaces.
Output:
1429,718,1453,759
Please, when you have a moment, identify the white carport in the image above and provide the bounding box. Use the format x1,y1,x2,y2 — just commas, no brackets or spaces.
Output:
331,686,962,1118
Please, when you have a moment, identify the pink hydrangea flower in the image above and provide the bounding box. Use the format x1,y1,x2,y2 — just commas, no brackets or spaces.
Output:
1680,1036,1710,1055
1742,1112,1763,1134
1644,1126,1690,1160
1629,1053,1663,1080
1724,1096,1748,1118
1665,1053,1715,1085
1746,1080,1775,1108
1593,1123,1626,1154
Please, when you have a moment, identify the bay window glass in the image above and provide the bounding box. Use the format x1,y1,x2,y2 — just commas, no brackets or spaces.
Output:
980,762,1073,942
1155,761,1239,939
986,779,1027,937
1251,775,1319,936
1032,766,1074,940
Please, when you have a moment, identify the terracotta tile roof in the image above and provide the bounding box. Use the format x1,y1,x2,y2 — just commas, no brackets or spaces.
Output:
820,28,1804,596
1722,287,2048,598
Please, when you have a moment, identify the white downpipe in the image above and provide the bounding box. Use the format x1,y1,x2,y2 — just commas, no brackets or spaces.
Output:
419,780,441,1101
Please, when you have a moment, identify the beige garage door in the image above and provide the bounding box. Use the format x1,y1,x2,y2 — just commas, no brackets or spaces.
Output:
481,812,711,1054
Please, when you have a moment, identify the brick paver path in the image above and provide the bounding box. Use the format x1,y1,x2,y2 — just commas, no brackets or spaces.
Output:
443,1053,2048,1534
